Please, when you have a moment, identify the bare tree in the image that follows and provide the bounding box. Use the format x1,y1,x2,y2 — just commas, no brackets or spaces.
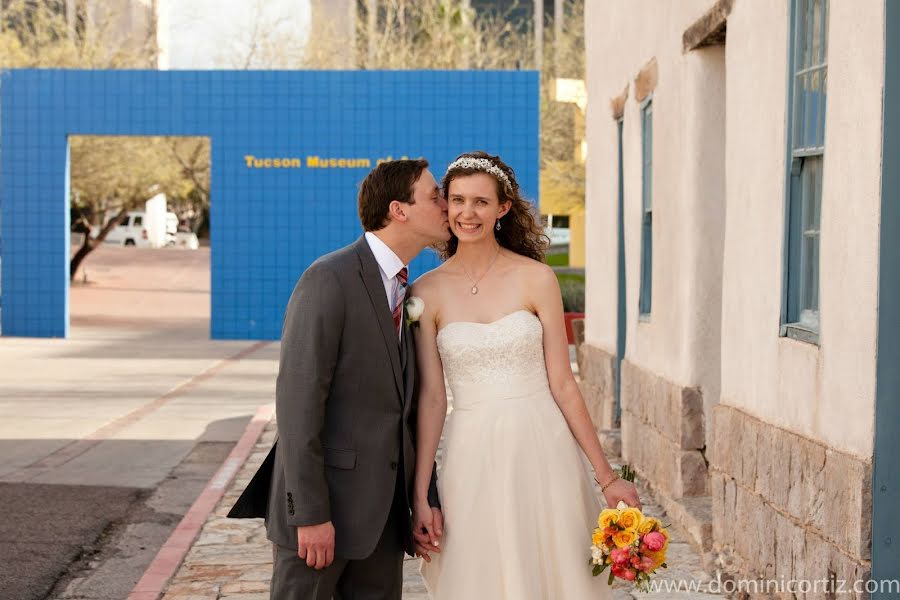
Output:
350,0,535,70
540,0,585,212
0,0,157,68
216,0,306,70
167,137,211,234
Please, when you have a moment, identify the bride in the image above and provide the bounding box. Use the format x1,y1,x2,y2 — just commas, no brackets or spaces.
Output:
410,151,642,599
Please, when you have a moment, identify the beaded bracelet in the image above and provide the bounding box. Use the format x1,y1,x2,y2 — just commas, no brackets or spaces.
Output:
595,474,621,492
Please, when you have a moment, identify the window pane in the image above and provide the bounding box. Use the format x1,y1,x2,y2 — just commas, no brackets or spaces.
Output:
795,0,806,68
133,215,142,226
805,72,817,148
809,156,824,229
640,211,653,314
800,156,821,315
800,157,819,235
818,70,828,148
642,103,653,211
793,69,825,152
811,0,823,65
804,0,814,68
791,75,806,149
801,231,819,313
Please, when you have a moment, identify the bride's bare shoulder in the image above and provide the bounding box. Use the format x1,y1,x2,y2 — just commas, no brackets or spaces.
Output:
504,251,555,285
410,263,454,298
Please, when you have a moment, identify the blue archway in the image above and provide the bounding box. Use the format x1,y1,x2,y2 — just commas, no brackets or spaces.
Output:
0,69,539,339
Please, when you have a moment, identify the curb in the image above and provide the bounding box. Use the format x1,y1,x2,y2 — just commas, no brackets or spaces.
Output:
127,402,274,600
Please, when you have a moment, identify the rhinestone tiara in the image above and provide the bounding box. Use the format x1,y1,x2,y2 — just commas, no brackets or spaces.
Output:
445,157,513,193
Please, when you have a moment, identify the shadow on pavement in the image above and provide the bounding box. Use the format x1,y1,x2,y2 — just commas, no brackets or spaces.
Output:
0,415,255,600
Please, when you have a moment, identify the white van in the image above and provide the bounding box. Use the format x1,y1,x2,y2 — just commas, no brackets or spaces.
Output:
94,210,178,248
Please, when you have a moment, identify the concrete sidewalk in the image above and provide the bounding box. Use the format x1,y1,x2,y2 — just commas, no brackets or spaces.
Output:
0,246,281,600
0,328,279,600
157,417,727,600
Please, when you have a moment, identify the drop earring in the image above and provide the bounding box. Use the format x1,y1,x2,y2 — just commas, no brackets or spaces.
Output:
495,220,502,231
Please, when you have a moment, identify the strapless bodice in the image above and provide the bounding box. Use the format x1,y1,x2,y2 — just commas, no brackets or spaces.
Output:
436,310,550,407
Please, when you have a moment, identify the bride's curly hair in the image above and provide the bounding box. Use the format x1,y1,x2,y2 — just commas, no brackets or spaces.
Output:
438,151,549,262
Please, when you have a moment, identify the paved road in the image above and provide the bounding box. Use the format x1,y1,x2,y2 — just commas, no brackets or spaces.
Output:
0,246,279,599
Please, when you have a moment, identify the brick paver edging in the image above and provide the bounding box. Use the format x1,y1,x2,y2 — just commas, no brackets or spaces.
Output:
127,403,275,600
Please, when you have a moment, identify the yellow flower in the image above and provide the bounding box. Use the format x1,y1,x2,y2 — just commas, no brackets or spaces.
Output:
612,529,637,549
618,507,644,530
647,550,666,570
638,517,661,534
598,508,619,529
592,529,604,546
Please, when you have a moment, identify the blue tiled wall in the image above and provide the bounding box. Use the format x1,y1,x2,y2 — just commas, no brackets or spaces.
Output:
0,70,540,339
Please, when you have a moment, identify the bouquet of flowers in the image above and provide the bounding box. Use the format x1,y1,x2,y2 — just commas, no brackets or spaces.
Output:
590,465,668,591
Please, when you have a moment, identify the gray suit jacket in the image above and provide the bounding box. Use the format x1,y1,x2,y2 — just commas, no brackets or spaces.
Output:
228,236,439,560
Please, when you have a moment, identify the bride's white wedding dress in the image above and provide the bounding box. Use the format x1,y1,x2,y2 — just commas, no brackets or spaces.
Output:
421,309,611,599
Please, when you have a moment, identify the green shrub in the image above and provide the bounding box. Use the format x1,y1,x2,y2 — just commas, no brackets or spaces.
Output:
559,277,585,313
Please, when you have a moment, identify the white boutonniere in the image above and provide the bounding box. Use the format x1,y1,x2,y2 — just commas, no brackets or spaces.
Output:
405,296,424,327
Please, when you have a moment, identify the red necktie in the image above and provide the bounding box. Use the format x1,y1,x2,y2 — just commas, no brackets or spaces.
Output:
392,267,408,336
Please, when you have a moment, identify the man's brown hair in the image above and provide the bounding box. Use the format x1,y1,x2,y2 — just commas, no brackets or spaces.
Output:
358,159,429,231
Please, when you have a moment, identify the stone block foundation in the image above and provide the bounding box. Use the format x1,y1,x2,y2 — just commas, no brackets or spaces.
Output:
711,405,872,596
577,342,619,431
620,359,708,499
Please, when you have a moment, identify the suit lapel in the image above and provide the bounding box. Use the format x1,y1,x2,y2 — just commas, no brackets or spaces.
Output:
354,236,404,402
401,315,415,409
400,306,409,373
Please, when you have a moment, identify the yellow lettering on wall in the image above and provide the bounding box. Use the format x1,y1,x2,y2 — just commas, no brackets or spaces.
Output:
245,155,303,168
245,155,374,169
307,156,372,169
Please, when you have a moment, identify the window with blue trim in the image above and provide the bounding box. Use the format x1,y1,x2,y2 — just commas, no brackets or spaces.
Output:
784,0,827,342
639,98,653,316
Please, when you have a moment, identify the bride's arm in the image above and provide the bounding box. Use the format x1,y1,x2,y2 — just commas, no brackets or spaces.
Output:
531,264,641,509
411,285,448,551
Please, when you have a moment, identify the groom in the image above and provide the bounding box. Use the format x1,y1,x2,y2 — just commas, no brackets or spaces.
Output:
228,159,450,599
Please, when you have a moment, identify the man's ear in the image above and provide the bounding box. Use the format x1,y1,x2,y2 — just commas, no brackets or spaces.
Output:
388,200,408,223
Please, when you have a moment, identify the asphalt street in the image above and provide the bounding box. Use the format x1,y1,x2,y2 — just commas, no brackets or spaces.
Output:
0,246,278,599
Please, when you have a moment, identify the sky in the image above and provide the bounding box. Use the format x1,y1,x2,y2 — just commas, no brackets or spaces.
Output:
158,0,311,69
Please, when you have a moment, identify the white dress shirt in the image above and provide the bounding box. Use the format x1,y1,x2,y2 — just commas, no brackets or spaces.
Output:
364,231,407,340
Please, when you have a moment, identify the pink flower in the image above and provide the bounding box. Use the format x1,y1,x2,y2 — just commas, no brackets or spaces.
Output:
621,568,637,581
610,548,631,566
630,555,642,568
643,531,666,552
638,556,655,572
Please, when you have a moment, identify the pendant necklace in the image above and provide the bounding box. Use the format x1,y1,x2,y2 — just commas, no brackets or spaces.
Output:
460,246,501,295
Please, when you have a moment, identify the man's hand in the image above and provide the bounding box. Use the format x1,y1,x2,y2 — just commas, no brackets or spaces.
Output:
296,521,335,570
412,504,443,562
